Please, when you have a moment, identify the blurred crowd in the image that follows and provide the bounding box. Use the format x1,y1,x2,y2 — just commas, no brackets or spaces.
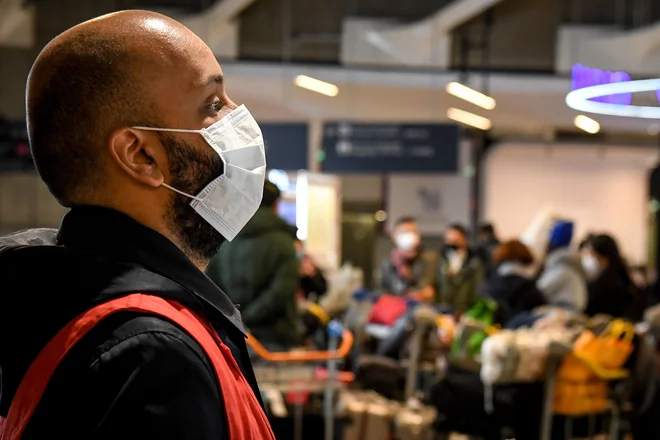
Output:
203,178,656,352
375,215,652,328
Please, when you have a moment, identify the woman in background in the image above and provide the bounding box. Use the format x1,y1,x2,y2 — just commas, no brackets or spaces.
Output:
581,234,638,319
481,239,547,326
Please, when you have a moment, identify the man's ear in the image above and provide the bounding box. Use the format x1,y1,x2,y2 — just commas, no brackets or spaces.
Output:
108,128,166,188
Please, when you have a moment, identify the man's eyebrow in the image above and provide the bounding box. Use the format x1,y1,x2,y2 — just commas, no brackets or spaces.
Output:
207,74,224,86
194,74,224,88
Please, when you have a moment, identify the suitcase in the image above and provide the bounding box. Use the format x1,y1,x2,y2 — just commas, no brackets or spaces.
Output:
341,390,400,440
430,364,544,439
355,355,406,400
393,399,437,440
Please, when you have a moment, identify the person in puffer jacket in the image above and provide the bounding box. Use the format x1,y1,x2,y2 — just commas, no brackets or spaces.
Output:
536,220,588,311
480,239,547,326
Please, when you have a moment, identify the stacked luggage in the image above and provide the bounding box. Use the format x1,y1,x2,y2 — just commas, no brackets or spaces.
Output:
258,284,653,440
340,391,437,440
438,310,639,440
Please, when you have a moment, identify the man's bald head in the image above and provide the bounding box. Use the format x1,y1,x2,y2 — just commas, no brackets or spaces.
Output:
27,10,200,206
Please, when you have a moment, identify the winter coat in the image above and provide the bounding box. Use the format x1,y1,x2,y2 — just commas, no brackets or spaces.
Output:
206,207,301,347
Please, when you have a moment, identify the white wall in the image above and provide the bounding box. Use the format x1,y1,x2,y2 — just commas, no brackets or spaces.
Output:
483,143,658,264
387,174,470,236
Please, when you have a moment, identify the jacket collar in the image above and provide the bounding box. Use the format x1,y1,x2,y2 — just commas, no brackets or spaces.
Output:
56,206,246,334
497,262,533,278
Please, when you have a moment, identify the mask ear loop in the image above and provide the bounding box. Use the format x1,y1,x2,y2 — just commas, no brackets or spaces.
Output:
161,183,206,204
132,126,210,205
132,126,203,134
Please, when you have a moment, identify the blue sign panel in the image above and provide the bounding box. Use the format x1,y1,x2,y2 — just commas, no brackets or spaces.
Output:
0,120,310,172
260,123,308,171
321,123,459,173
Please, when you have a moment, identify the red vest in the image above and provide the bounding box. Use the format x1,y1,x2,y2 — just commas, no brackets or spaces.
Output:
0,293,275,440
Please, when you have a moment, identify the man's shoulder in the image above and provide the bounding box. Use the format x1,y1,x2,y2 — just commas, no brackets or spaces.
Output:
78,312,214,377
23,312,226,439
0,227,58,247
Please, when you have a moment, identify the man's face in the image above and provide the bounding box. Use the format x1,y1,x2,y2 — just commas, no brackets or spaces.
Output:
393,221,419,240
161,131,225,262
149,32,238,263
392,221,420,253
445,228,467,250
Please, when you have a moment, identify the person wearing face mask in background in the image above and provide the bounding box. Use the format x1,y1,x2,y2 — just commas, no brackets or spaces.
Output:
206,181,301,353
536,220,587,312
294,238,328,303
0,11,275,440
376,216,437,302
436,223,484,315
581,234,639,320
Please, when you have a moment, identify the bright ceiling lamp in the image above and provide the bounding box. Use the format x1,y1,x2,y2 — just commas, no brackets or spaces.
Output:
446,82,496,110
574,115,600,134
294,75,339,97
447,107,492,130
566,78,660,118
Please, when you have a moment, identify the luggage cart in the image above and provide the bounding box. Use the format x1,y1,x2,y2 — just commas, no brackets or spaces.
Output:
248,321,354,440
341,305,442,440
539,347,630,440
395,305,441,440
405,305,444,401
443,338,630,440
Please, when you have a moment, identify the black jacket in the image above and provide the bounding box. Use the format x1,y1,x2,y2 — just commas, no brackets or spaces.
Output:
585,267,632,318
481,274,547,326
0,206,262,439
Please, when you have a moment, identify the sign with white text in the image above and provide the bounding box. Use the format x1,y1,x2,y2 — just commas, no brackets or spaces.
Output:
321,123,460,173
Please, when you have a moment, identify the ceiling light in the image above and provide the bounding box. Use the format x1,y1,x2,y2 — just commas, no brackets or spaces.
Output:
294,75,339,97
446,82,496,110
447,108,492,130
566,78,660,118
374,210,388,222
574,115,600,134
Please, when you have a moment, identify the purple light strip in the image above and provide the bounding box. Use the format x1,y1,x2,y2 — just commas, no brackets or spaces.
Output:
572,64,633,105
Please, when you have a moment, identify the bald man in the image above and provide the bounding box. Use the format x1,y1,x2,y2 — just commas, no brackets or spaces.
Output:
0,10,274,440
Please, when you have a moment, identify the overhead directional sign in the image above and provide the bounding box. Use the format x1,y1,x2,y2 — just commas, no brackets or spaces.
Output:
321,122,459,173
260,123,309,171
0,120,310,172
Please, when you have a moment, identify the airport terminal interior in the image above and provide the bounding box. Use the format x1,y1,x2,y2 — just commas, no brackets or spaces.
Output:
3,0,660,438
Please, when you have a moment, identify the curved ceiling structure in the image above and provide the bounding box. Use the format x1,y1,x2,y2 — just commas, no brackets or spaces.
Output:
341,0,506,67
557,22,660,75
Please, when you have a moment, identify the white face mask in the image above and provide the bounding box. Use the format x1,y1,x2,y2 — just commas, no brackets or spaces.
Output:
395,231,419,252
582,254,600,278
448,251,464,274
134,105,266,242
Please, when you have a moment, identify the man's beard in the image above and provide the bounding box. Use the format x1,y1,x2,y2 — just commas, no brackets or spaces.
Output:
159,132,226,265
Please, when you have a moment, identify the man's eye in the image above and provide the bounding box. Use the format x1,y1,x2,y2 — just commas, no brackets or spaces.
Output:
208,101,223,112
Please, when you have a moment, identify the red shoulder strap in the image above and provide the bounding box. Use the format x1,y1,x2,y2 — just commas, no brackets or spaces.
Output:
0,294,274,440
